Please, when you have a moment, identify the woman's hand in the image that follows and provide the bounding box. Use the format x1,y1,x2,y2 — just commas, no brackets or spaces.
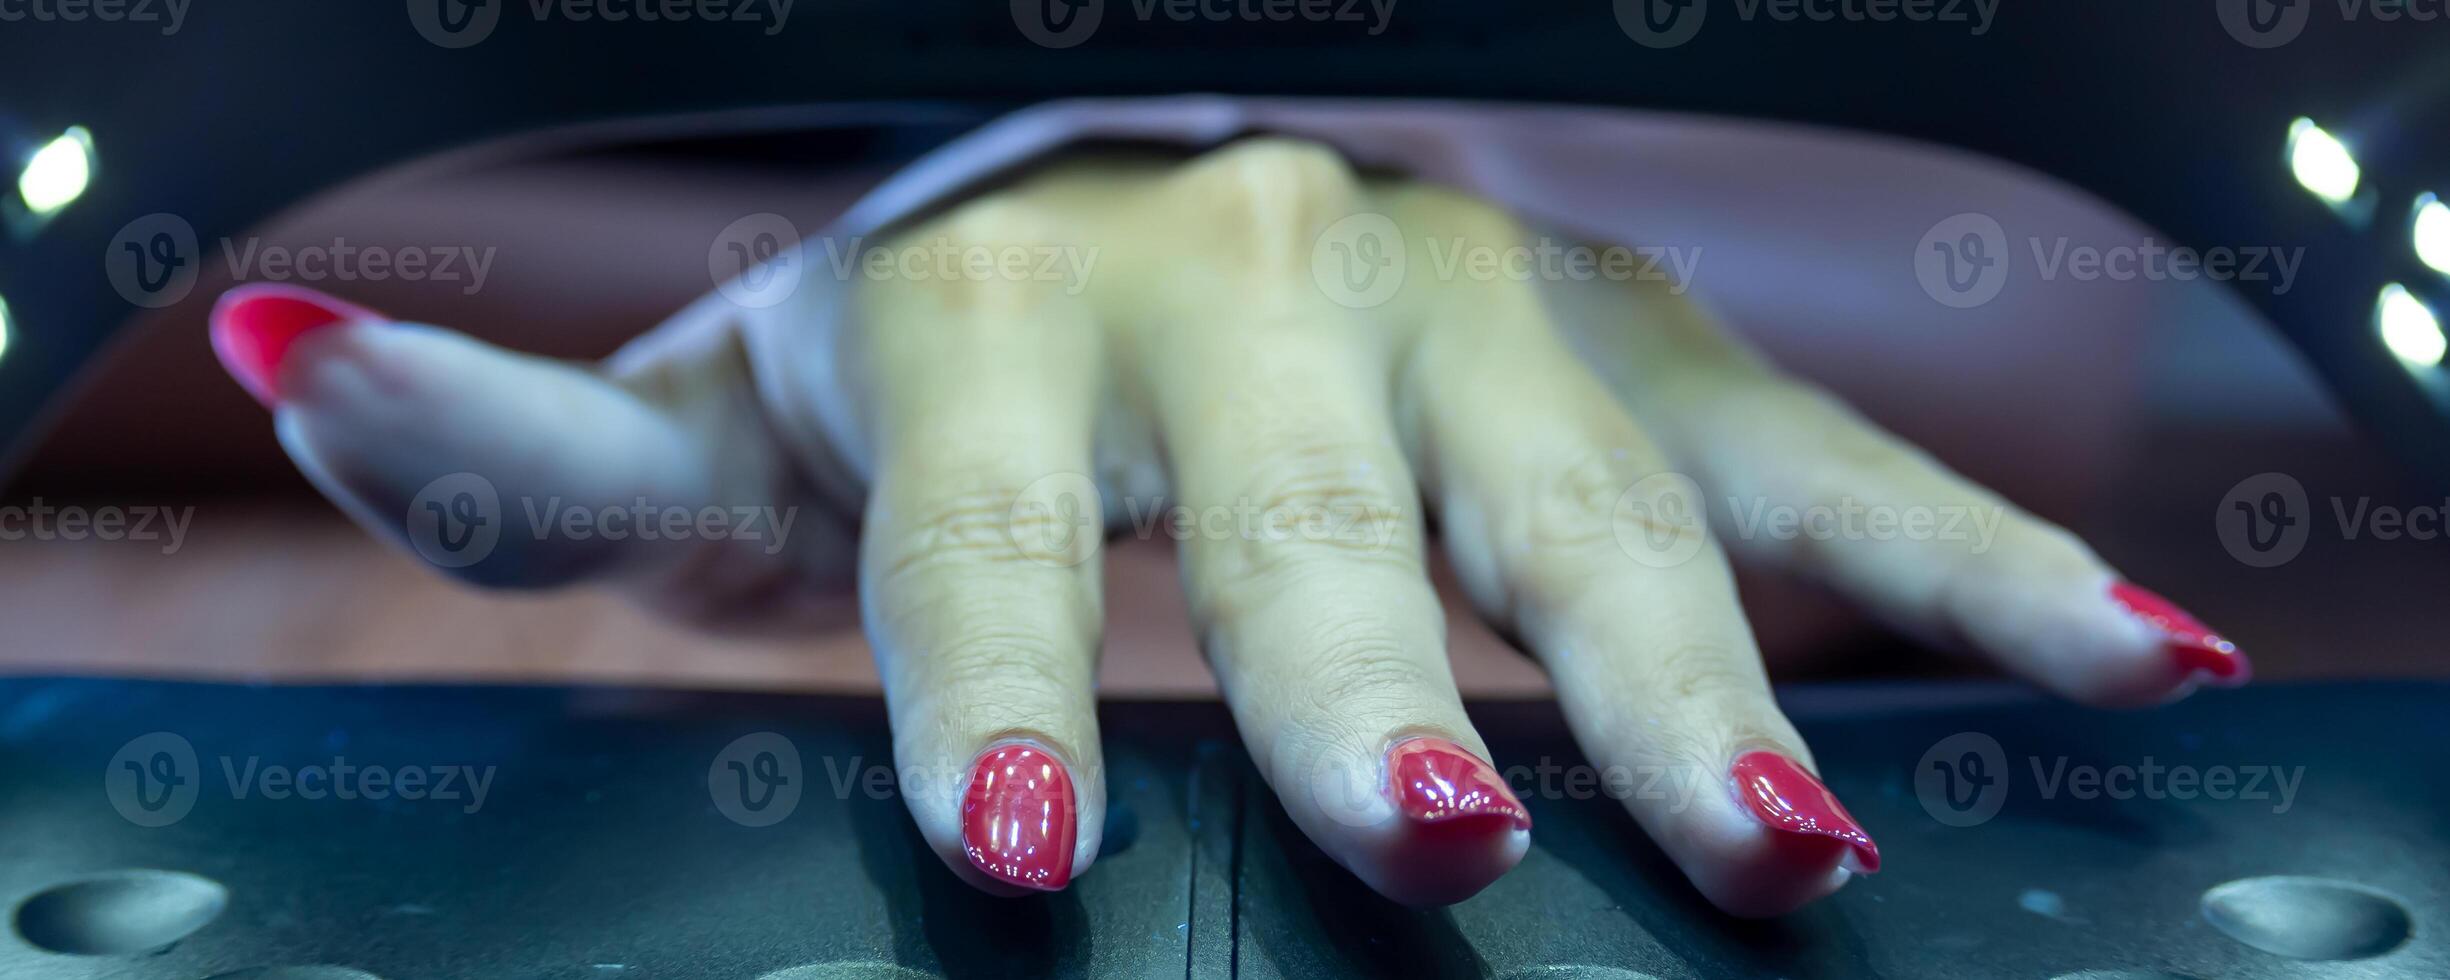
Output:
210,137,2245,915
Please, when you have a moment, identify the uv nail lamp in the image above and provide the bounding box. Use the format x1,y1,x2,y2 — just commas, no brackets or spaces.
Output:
0,3,2446,488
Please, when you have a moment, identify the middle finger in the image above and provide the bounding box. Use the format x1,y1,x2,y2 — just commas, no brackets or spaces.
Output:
1132,139,1532,906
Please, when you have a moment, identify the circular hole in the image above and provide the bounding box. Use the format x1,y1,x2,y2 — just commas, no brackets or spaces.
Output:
12,869,228,955
2200,875,2413,961
205,969,387,980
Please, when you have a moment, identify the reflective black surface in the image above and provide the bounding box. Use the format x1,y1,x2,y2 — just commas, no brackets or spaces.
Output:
0,678,2441,978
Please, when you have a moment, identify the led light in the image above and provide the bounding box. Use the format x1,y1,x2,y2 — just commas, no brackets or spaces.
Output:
2378,283,2446,367
17,127,94,215
2414,193,2450,277
2287,118,2360,205
0,295,11,365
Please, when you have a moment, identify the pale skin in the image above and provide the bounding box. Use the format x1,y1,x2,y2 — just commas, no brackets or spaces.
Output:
256,138,2223,916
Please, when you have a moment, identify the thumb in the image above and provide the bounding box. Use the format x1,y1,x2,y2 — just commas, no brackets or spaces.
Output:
211,282,716,588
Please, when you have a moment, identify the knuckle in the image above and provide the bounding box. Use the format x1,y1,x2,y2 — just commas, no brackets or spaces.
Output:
1171,137,1364,277
1525,451,1657,552
1579,650,1787,774
1286,619,1438,714
1638,642,1770,704
917,195,1063,249
1506,450,1714,603
871,479,1087,580
1194,441,1422,594
874,197,1076,317
928,629,1083,700
904,633,1092,741
1242,442,1408,526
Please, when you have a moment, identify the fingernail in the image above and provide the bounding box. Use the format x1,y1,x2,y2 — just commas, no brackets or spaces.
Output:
2110,581,2250,685
1729,750,1880,874
960,741,1078,891
210,283,383,407
1386,736,1531,831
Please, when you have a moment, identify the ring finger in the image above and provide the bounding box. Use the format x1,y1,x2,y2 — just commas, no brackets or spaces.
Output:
1395,189,1878,917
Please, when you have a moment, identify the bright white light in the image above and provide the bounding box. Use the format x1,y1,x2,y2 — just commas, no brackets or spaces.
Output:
2414,193,2450,277
17,127,93,215
0,296,11,365
2378,283,2446,367
2288,118,2360,205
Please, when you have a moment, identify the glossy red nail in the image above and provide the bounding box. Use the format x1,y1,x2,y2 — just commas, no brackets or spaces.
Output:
960,742,1077,891
2110,582,2249,684
1386,736,1531,831
1729,751,1880,874
210,283,382,406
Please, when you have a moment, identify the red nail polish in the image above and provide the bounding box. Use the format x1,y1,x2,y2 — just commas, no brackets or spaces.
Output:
2110,582,2250,684
209,283,381,406
1729,751,1880,873
1386,736,1531,831
960,742,1077,891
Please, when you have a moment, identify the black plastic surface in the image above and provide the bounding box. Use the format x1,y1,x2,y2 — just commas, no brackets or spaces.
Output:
0,678,2440,978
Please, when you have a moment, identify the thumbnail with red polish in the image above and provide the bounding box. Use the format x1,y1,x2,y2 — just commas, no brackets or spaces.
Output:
960,742,1077,891
210,283,381,406
1386,736,1531,830
1729,751,1880,873
2109,581,2249,683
